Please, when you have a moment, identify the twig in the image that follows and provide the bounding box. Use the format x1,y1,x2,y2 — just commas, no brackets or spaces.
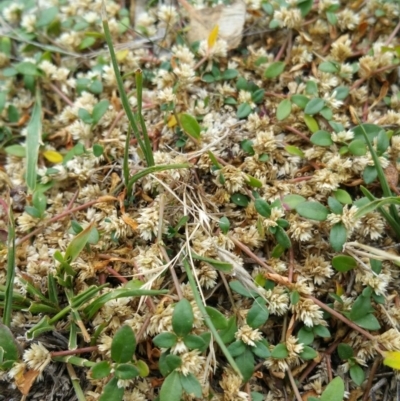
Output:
287,368,302,401
363,357,382,401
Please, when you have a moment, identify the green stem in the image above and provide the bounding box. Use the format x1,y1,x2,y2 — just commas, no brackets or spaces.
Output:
182,259,242,378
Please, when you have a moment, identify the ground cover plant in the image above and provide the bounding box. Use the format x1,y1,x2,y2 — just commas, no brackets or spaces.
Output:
1,0,400,400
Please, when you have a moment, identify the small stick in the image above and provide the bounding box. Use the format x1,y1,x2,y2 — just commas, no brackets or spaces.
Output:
287,368,302,401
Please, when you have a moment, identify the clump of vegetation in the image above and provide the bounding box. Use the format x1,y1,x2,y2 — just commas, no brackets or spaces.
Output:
1,0,400,400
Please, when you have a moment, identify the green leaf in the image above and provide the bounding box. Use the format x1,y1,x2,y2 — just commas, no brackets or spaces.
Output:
218,316,237,344
377,130,390,154
241,139,255,155
229,280,257,298
180,113,201,140
32,190,47,217
0,324,19,364
114,363,139,380
231,193,249,207
153,332,178,348
350,295,373,321
237,103,252,119
297,0,313,17
246,174,262,188
338,343,354,360
271,343,289,359
284,145,305,157
313,325,331,338
275,226,291,249
264,62,285,78
205,307,228,330
111,325,136,363
91,361,111,379
252,339,271,358
26,93,42,192
93,144,104,157
64,222,95,263
219,216,230,234
15,61,39,76
5,145,26,157
304,98,325,115
304,114,319,132
363,165,378,184
291,94,309,108
183,334,206,350
333,86,349,100
160,371,182,401
330,223,347,252
235,349,254,382
333,189,352,205
350,364,365,386
36,6,58,28
299,345,317,360
79,36,96,50
320,377,344,401
180,373,202,398
92,100,110,125
172,299,194,337
191,253,232,273
99,377,124,401
352,313,380,330
310,130,333,146
222,69,238,80
283,194,306,209
227,340,246,357
298,326,314,345
255,199,271,217
295,201,329,221
348,139,367,156
251,89,265,104
319,61,339,73
320,107,333,120
290,290,300,305
332,255,356,272
78,108,93,124
276,99,292,121
306,80,318,95
328,197,343,215
247,299,269,328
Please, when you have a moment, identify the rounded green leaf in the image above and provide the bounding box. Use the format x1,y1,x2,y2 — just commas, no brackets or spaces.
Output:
306,80,318,95
111,325,136,363
304,98,325,115
227,340,246,357
313,325,331,338
92,100,110,125
252,339,271,358
295,201,329,221
90,361,111,379
352,314,380,330
247,300,269,329
318,61,339,73
4,145,26,157
320,377,344,401
99,377,124,401
284,145,305,157
160,371,182,401
205,306,228,330
350,364,365,386
283,194,306,209
0,324,20,363
183,334,206,350
172,299,194,337
333,189,352,205
136,359,150,377
114,363,139,380
180,113,201,140
330,223,347,252
255,198,271,217
276,99,292,120
332,254,356,272
291,94,309,108
237,103,252,119
231,193,249,207
299,345,318,360
264,61,285,78
271,343,289,359
219,216,230,234
15,61,39,76
348,139,367,156
235,349,254,382
303,114,319,132
180,373,202,398
298,326,314,346
275,226,291,249
153,332,178,349
338,343,354,360
320,107,333,120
